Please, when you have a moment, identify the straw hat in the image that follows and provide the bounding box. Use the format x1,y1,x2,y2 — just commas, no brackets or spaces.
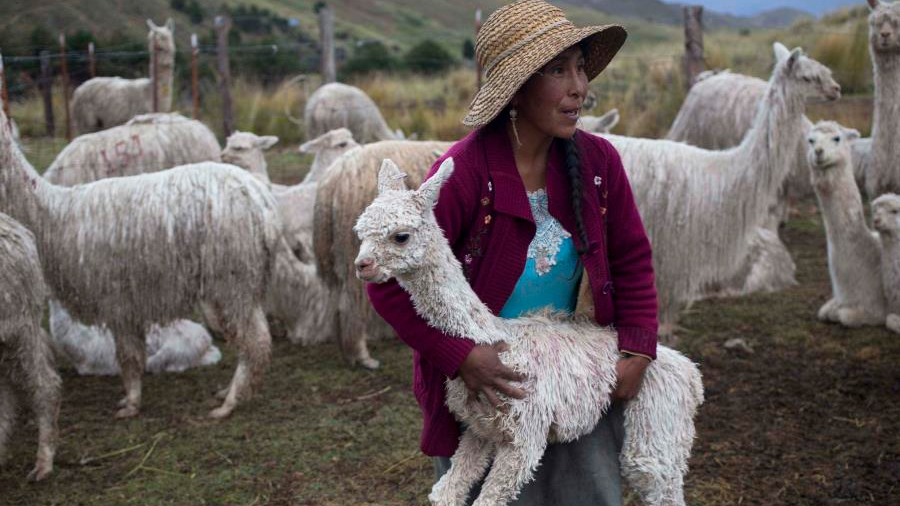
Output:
464,0,627,127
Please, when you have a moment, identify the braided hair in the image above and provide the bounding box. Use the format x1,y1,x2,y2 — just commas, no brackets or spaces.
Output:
563,136,589,255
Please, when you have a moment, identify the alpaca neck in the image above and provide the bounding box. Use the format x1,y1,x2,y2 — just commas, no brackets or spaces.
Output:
396,228,504,344
149,48,175,112
871,51,900,160
733,68,806,201
0,137,56,237
811,161,867,238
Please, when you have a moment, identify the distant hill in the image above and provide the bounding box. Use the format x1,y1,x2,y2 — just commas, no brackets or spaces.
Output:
560,0,812,29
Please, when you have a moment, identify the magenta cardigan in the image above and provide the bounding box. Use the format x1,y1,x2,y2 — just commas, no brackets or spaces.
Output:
366,120,658,457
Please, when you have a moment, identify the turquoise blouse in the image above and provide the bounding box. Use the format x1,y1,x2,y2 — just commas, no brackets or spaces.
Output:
499,189,582,318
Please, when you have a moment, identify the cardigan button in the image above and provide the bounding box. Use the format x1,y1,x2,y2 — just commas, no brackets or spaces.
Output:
601,281,614,295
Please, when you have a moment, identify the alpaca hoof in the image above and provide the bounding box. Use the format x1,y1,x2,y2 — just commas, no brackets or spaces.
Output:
115,405,140,419
117,396,128,408
209,405,234,419
27,462,53,482
886,314,900,334
358,357,380,370
215,387,230,400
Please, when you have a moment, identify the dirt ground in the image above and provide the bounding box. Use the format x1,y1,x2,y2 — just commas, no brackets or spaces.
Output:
1,201,897,505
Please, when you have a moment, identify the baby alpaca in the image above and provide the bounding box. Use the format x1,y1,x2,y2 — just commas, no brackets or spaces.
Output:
355,158,704,506
0,212,61,481
807,121,885,327
872,193,900,333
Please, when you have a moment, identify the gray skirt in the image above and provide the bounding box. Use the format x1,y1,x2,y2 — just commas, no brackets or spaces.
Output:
433,400,626,506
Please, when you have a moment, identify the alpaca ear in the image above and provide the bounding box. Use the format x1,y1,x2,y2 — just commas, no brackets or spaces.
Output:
254,136,279,150
147,19,158,30
773,42,790,63
597,109,620,132
842,128,861,141
868,0,882,10
165,18,175,32
377,159,408,195
418,157,455,209
786,48,802,71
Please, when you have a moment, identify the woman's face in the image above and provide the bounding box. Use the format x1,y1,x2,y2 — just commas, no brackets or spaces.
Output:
513,46,589,140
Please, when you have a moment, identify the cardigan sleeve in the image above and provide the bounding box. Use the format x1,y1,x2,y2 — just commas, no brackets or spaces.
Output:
601,139,659,359
365,153,480,377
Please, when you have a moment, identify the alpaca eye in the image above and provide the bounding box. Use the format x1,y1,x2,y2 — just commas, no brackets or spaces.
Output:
833,136,840,143
802,76,811,83
808,138,814,145
393,233,410,244
336,142,348,148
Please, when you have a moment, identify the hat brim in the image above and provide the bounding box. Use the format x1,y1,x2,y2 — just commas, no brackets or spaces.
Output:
464,24,627,128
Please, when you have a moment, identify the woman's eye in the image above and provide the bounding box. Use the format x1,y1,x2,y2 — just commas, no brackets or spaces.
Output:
393,233,410,244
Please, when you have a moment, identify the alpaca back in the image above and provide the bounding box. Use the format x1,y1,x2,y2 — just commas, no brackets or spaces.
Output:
71,77,151,133
40,163,280,331
304,83,398,143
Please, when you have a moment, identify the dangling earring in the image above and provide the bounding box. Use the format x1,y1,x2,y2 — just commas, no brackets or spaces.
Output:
509,107,522,147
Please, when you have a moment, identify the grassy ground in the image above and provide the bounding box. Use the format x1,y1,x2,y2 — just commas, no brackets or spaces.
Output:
1,181,897,505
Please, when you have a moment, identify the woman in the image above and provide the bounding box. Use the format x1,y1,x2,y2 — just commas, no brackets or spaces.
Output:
366,1,658,504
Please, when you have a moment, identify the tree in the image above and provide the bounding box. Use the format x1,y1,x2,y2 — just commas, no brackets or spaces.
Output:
340,40,400,77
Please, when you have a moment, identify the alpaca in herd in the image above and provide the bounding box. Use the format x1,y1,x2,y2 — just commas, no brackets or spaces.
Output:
806,121,885,327
0,109,280,420
861,0,900,198
0,212,61,482
577,108,620,134
872,194,900,333
314,139,451,368
354,158,704,506
44,113,221,186
298,127,360,183
71,19,176,134
598,43,839,334
304,82,403,144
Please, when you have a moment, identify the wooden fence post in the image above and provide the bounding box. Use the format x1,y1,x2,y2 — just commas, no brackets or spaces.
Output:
318,6,336,84
60,33,72,141
0,51,10,127
191,33,200,120
475,9,483,91
215,15,234,137
39,51,55,136
88,42,96,78
683,6,704,90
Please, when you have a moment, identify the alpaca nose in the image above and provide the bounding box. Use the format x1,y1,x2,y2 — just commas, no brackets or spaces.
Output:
882,31,892,40
815,148,824,156
355,257,374,272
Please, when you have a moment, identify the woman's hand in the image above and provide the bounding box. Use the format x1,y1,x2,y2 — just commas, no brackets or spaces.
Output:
457,342,527,411
613,354,650,400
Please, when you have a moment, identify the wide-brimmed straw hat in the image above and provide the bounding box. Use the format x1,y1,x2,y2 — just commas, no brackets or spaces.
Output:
464,0,627,127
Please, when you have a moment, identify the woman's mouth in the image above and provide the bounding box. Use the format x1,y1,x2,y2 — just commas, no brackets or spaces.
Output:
562,108,580,121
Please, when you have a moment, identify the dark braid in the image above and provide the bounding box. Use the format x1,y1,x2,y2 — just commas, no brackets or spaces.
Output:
564,136,589,255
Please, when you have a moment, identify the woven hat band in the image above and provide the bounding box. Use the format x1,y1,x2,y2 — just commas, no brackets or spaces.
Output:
481,19,570,80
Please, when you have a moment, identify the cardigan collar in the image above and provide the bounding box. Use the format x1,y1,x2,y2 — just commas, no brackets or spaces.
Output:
480,121,580,248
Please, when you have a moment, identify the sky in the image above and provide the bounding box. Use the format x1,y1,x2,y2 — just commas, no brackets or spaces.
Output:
666,1,862,17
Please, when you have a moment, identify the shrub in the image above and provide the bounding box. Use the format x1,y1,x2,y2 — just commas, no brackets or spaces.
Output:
340,41,400,78
404,39,456,74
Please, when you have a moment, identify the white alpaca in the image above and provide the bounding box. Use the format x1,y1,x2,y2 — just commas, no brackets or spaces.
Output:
807,121,885,327
298,127,360,183
0,109,280,419
304,82,401,143
49,300,221,376
0,212,61,482
600,43,839,334
44,113,221,186
314,140,452,368
354,158,703,506
71,19,176,134
862,0,900,198
872,193,900,333
577,108,620,134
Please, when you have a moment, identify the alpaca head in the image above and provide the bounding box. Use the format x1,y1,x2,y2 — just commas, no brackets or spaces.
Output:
806,121,860,170
773,42,841,101
299,128,359,160
354,157,455,283
872,193,900,235
146,18,176,56
868,1,900,53
222,131,279,183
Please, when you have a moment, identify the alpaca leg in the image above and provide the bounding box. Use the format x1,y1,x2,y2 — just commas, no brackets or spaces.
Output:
23,331,61,482
471,437,548,506
210,308,271,419
338,292,379,369
886,314,900,334
429,430,494,506
0,380,17,467
113,331,146,418
817,298,839,322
